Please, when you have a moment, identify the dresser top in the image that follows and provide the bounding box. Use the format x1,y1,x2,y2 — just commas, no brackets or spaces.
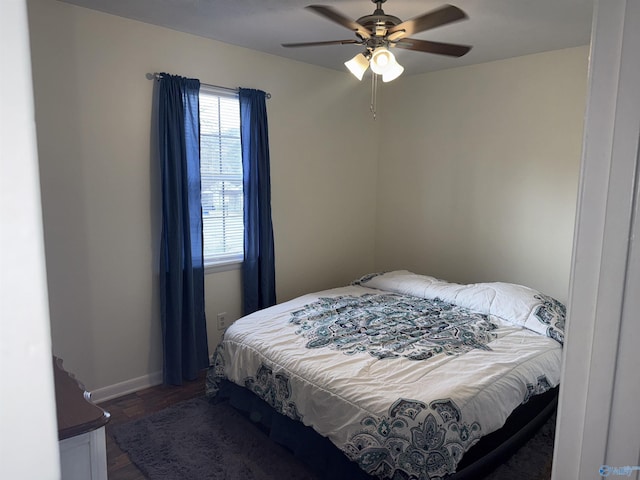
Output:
54,357,110,440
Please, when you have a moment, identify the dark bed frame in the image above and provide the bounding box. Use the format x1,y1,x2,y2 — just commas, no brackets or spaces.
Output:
213,379,558,480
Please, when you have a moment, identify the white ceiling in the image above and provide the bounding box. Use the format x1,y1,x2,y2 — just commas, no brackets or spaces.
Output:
58,0,594,76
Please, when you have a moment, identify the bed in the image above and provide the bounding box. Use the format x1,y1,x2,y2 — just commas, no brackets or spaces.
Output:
206,270,565,479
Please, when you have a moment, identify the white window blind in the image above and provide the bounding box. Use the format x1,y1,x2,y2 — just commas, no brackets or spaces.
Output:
199,85,243,267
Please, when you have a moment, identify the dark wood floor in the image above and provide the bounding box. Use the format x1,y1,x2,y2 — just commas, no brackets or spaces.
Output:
98,371,206,480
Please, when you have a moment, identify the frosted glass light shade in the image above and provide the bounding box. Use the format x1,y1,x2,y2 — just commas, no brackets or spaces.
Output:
382,61,404,82
370,48,395,75
345,53,370,80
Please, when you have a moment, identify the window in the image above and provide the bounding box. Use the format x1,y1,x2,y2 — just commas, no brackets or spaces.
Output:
199,86,243,268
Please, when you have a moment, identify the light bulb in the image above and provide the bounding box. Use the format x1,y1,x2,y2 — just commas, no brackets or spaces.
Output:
370,48,395,75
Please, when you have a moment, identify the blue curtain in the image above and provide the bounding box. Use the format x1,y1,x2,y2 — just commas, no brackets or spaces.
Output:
240,88,276,315
157,73,209,385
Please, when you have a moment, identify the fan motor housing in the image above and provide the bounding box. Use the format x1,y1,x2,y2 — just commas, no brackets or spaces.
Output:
357,12,402,34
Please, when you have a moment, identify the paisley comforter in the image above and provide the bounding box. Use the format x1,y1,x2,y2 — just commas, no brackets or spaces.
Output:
206,271,565,479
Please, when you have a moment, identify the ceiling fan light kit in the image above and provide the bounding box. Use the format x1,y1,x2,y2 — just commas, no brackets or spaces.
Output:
369,47,404,82
283,0,471,115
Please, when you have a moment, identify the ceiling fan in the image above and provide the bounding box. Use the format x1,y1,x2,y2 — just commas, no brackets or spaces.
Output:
282,0,472,82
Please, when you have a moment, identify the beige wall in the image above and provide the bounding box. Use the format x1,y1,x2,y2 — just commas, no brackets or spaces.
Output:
27,0,378,391
27,0,587,392
375,46,589,302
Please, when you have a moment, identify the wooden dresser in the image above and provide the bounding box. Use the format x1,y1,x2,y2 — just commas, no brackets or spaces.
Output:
54,357,110,480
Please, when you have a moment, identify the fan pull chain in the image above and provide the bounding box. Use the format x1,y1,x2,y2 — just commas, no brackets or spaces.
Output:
370,73,378,120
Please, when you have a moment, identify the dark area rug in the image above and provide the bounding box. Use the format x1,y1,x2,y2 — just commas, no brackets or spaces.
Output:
112,396,555,480
478,412,555,480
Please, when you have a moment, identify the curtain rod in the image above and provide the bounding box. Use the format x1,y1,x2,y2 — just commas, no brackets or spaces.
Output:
146,72,271,99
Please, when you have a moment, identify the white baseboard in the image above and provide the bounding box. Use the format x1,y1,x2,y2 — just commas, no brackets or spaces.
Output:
90,371,163,404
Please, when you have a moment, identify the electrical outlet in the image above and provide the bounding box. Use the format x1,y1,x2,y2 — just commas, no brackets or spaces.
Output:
217,312,227,331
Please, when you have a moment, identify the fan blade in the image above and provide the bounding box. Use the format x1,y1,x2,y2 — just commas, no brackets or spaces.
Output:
282,39,360,48
393,38,471,57
387,4,467,40
306,5,372,39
